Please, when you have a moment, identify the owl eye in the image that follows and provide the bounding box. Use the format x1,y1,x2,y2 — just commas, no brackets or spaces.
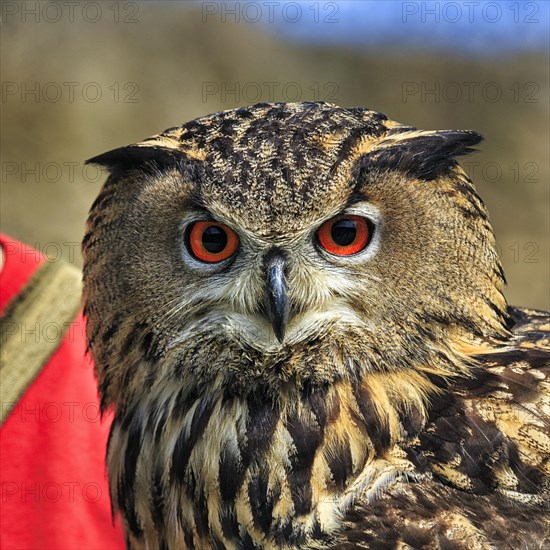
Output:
317,215,372,256
187,221,239,263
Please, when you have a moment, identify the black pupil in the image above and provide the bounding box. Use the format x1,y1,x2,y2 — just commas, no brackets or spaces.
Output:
202,225,227,254
331,219,357,246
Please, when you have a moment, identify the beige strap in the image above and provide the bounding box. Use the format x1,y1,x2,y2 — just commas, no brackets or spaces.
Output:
1,260,82,424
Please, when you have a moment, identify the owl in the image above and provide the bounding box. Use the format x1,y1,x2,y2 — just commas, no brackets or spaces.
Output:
82,102,549,549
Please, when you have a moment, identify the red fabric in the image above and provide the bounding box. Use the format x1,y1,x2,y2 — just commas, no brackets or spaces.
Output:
0,234,125,550
0,236,46,313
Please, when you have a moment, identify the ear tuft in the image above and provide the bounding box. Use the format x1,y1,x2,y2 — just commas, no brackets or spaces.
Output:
362,130,483,180
86,145,191,175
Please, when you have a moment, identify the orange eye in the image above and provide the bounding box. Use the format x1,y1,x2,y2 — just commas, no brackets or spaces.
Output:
187,221,239,263
317,215,371,256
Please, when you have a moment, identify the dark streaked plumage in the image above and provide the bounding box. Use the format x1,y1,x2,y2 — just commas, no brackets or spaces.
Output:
82,102,549,549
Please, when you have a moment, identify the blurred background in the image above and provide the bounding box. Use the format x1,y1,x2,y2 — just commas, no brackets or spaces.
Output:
1,0,548,308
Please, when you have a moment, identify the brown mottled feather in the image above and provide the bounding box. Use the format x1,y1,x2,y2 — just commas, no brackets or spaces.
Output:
337,307,550,549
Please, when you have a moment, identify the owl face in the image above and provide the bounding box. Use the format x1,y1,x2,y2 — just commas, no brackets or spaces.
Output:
143,175,384,353
83,102,510,406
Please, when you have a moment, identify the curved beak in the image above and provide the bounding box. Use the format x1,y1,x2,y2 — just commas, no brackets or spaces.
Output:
264,250,289,343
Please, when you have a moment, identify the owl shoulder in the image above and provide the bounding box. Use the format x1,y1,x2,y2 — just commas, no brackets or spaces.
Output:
336,307,549,548
411,305,549,501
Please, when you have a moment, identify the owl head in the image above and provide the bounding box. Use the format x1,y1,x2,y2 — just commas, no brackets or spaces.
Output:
83,102,510,411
